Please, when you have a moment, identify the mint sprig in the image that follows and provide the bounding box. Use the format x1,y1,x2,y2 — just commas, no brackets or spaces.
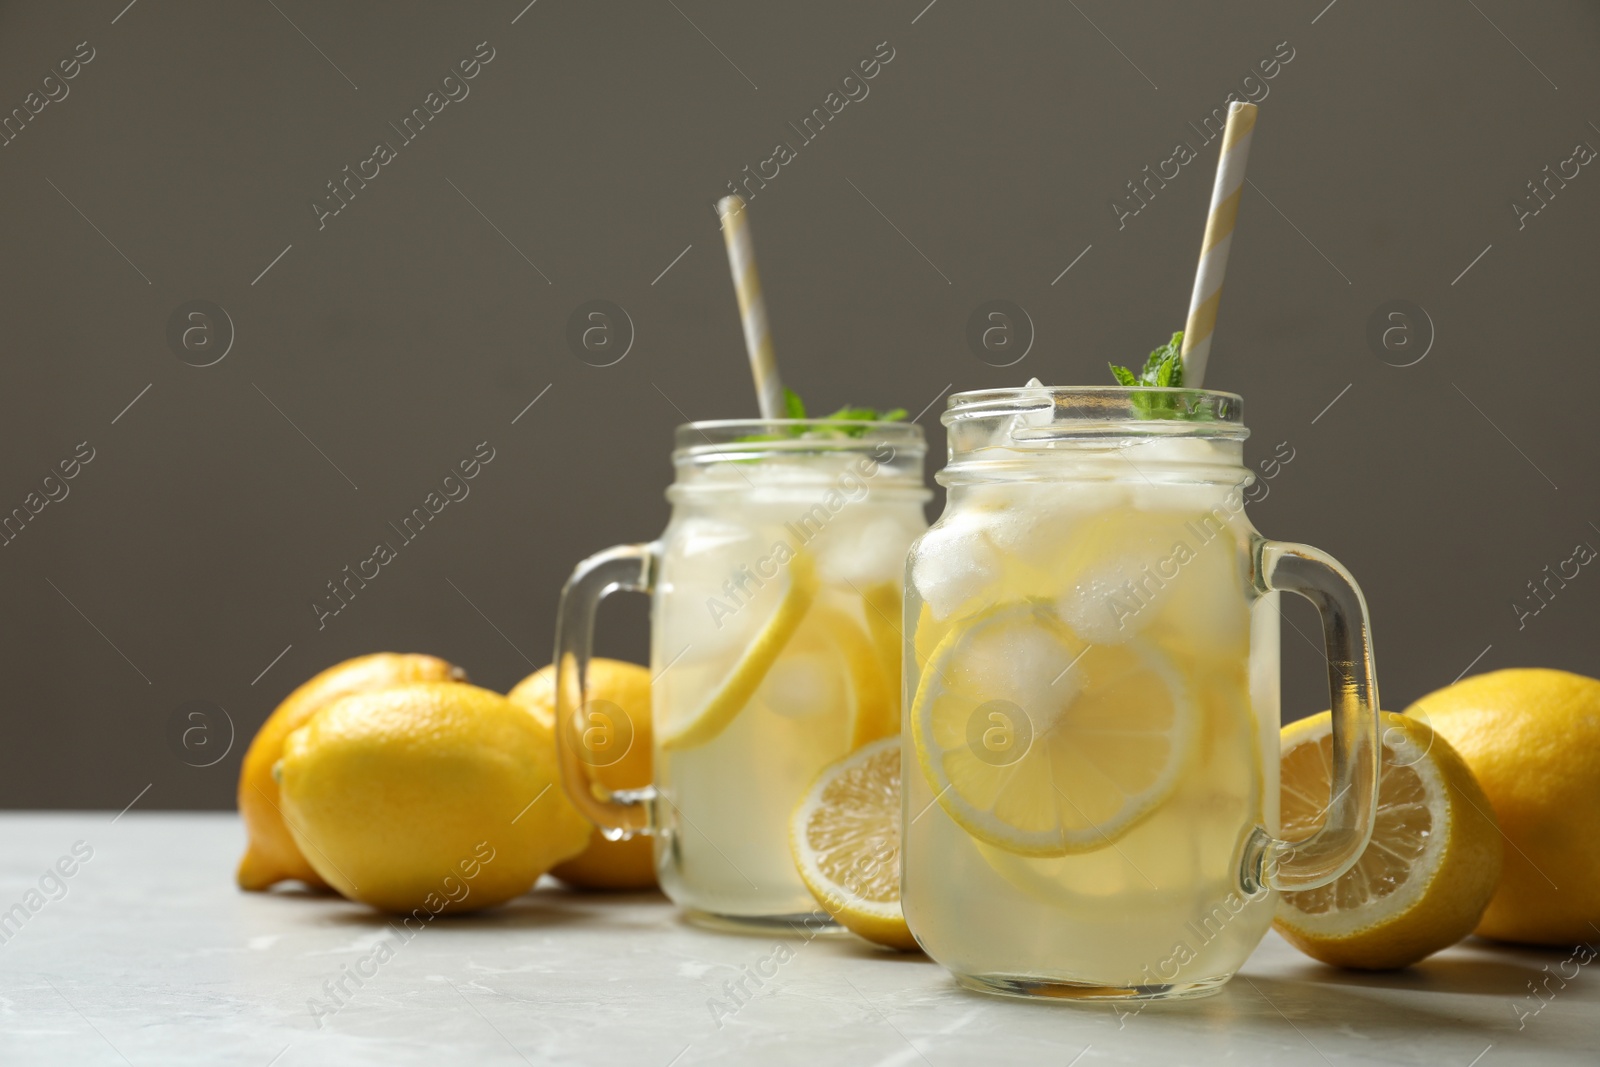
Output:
1110,331,1185,389
1109,331,1208,419
740,388,908,441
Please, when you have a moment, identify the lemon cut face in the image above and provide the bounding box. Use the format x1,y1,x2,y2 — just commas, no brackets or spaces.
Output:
911,601,1196,857
790,738,916,951
1273,711,1503,969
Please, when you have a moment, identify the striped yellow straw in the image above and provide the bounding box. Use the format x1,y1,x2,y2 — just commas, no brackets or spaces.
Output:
716,195,785,419
1180,100,1258,388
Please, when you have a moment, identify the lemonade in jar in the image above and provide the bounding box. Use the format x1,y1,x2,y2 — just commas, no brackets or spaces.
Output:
556,415,928,928
901,382,1380,999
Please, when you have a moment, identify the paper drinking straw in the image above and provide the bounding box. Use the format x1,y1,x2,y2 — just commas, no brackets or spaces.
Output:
716,195,785,419
1180,100,1258,388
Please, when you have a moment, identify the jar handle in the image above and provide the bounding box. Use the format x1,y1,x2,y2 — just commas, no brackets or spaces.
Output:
1243,540,1381,893
552,542,659,839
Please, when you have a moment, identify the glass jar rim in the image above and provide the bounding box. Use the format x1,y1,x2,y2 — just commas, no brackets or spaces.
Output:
944,385,1246,439
673,419,926,462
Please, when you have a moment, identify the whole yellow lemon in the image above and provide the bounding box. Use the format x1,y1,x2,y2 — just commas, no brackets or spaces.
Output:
1406,668,1600,944
236,652,464,891
277,681,591,914
509,659,657,890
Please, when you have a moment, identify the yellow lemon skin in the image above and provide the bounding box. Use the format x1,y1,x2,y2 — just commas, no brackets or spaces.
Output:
1406,668,1600,945
508,659,657,890
236,653,465,891
1273,711,1501,970
277,682,592,914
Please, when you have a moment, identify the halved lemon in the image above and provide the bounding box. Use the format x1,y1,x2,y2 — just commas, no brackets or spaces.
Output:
790,738,917,951
659,551,817,750
910,601,1195,857
1273,710,1503,969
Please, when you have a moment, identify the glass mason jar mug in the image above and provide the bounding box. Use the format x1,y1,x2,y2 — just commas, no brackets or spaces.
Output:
555,420,929,929
902,387,1379,1000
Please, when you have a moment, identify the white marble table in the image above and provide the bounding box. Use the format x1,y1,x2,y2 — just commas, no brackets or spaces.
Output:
0,814,1593,1066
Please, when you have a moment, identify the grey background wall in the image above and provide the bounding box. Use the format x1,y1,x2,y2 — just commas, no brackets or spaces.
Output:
1,0,1595,810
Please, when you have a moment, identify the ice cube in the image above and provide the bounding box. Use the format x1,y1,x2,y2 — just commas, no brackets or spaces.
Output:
658,517,778,658
969,620,1082,704
758,644,846,718
1123,438,1247,514
1057,571,1145,645
983,483,1133,573
1000,378,1056,443
816,513,920,587
911,513,1003,621
1052,512,1182,644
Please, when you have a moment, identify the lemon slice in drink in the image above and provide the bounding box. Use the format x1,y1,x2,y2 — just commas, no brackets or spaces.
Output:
768,599,893,747
1273,710,1502,969
855,580,905,745
976,661,1259,907
911,600,1195,857
659,551,817,750
819,603,895,749
790,737,917,950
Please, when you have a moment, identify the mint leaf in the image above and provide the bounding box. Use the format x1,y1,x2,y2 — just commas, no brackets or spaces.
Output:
739,389,909,441
823,405,876,422
819,400,909,438
1140,333,1184,381
1113,332,1185,388
1109,330,1211,420
1155,352,1179,389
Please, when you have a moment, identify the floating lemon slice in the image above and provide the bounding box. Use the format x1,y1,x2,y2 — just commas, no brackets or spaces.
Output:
855,580,906,745
659,551,817,751
819,602,895,749
790,737,917,950
768,598,893,747
910,600,1195,857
